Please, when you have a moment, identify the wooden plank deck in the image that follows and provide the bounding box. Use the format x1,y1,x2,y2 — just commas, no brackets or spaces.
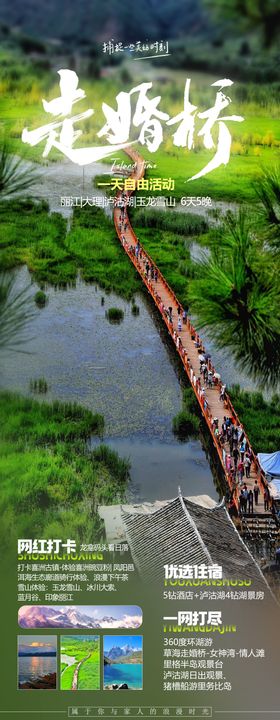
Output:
113,147,272,517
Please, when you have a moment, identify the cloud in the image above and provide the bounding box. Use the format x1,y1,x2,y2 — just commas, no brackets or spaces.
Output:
30,641,53,647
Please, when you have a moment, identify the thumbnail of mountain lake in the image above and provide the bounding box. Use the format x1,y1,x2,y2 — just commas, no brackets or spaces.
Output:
104,663,143,690
18,655,56,685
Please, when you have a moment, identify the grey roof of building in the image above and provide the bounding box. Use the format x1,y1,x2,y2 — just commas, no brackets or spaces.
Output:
121,493,268,589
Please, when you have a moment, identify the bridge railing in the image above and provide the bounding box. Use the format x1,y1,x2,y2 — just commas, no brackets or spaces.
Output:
114,212,239,501
223,390,267,493
113,147,267,505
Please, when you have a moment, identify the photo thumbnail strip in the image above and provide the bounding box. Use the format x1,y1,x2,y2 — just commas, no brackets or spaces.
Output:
18,605,142,630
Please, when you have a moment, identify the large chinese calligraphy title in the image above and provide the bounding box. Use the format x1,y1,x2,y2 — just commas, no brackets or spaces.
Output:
22,70,244,181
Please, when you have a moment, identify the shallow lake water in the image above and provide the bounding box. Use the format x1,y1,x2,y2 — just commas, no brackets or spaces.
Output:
104,663,143,690
18,655,56,684
0,266,232,503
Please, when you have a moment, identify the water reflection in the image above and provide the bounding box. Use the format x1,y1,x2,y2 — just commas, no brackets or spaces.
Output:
1,267,219,502
18,655,56,684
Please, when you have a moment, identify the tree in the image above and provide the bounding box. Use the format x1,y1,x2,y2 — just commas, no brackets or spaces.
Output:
0,274,35,352
187,210,280,387
253,165,280,255
0,140,39,198
205,0,280,47
0,141,39,351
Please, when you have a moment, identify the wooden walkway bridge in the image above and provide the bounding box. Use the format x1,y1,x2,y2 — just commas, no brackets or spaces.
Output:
113,147,273,519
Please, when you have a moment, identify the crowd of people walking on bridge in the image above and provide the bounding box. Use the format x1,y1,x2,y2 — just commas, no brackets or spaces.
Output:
116,192,271,519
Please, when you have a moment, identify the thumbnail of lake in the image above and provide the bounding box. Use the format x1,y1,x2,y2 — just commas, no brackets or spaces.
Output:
18,655,56,685
104,663,143,690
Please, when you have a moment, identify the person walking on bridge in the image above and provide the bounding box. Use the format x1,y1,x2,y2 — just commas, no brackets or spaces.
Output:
264,487,270,511
253,481,260,506
232,425,238,447
244,452,251,478
240,441,246,463
237,460,244,484
232,446,239,469
226,454,232,472
241,484,248,511
248,489,254,513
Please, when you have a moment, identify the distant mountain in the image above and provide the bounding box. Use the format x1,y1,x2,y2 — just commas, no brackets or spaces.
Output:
18,650,56,657
18,605,141,629
106,644,134,659
19,605,101,629
0,0,207,45
105,644,143,664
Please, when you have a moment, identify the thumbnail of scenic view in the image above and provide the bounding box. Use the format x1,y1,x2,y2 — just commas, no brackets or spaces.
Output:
60,635,100,691
18,605,142,629
103,635,143,690
18,635,57,690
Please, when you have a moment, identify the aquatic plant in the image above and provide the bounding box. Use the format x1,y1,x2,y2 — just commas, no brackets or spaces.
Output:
172,410,200,439
106,307,124,323
131,208,208,235
29,377,48,394
228,384,280,453
34,290,47,307
0,392,130,550
131,302,140,316
91,444,130,485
